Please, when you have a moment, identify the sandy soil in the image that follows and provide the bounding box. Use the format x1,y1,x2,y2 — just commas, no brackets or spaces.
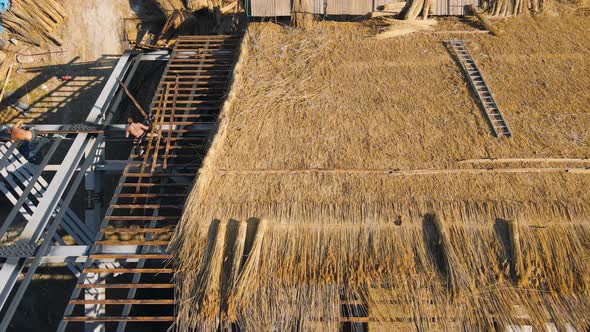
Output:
60,0,129,61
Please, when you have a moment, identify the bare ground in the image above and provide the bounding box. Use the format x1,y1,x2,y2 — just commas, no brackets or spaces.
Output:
0,0,131,125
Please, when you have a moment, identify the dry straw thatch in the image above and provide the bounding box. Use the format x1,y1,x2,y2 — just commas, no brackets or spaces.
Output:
172,17,590,331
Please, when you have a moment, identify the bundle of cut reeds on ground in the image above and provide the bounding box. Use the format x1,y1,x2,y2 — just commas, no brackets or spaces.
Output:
156,0,186,11
0,0,65,46
172,18,590,331
186,0,241,12
187,0,215,10
488,0,544,15
401,0,435,19
291,0,314,29
400,0,545,18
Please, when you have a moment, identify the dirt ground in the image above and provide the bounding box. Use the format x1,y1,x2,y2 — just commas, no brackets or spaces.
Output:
0,0,132,125
61,0,127,62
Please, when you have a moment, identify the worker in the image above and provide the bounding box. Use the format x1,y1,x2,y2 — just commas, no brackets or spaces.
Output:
125,122,149,139
1,121,37,143
1,121,38,160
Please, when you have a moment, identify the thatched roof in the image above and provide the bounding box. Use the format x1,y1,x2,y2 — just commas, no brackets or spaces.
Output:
172,17,590,331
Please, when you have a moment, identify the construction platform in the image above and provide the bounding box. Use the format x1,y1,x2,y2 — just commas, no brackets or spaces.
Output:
0,34,242,332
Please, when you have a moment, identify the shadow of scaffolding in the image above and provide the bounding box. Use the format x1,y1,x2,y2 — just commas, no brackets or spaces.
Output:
1,55,120,125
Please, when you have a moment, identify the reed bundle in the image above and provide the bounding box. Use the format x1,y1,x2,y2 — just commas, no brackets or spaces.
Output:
173,18,590,330
465,5,500,35
0,0,65,46
291,0,314,29
156,0,186,11
488,0,543,15
187,0,216,10
186,0,241,12
401,0,435,19
400,0,546,19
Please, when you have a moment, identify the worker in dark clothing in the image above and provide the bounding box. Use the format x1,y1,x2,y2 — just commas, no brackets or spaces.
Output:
0,121,38,143
1,122,38,159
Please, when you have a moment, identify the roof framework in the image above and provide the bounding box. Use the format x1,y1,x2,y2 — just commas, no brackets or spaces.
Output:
0,50,172,331
57,34,243,332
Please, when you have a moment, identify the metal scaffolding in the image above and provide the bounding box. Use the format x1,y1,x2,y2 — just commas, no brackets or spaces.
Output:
0,33,243,332
57,34,242,332
0,50,170,331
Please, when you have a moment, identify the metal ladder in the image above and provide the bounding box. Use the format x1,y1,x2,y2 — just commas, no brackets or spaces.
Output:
446,40,512,138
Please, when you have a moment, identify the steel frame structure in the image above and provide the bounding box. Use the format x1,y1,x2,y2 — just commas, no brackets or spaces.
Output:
0,35,241,331
0,50,171,331
57,34,242,332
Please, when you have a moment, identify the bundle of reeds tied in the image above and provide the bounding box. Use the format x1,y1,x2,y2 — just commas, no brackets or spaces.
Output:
401,0,435,19
186,0,210,10
291,0,314,28
488,0,544,16
0,0,65,46
156,0,186,11
186,0,241,12
401,0,544,19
